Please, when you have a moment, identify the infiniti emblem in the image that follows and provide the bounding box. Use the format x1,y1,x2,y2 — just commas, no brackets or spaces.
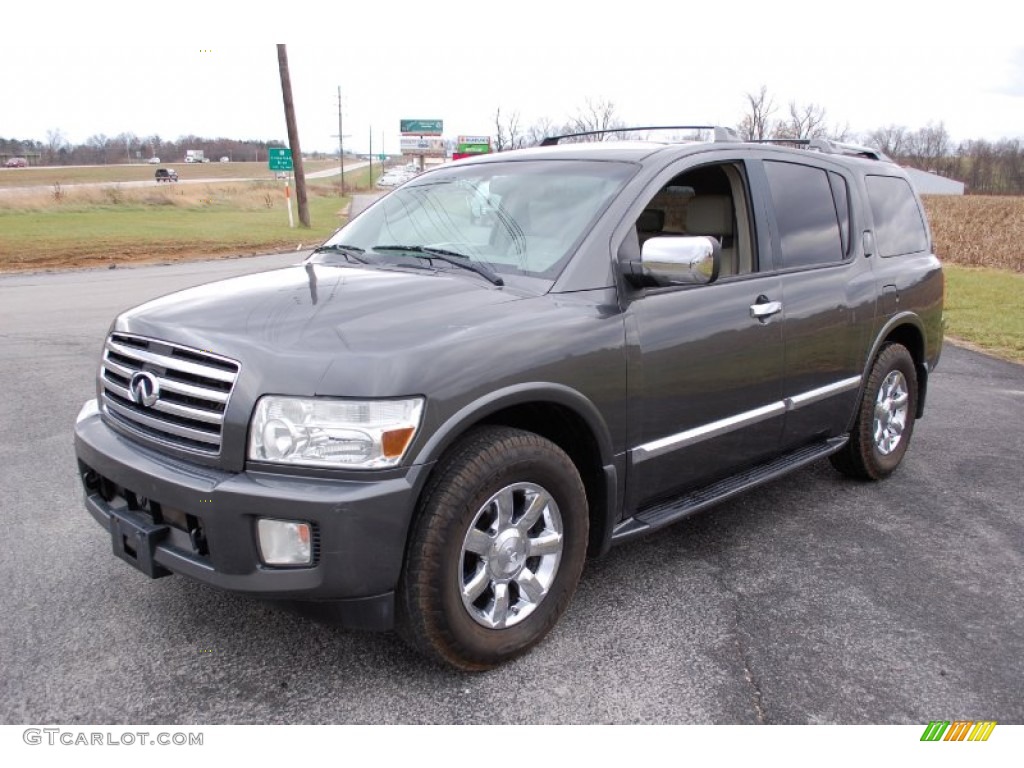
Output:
129,371,160,408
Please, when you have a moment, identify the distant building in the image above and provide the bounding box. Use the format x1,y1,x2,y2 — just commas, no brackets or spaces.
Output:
903,167,965,195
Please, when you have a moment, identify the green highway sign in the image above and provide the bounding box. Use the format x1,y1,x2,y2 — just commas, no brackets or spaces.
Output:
400,119,443,136
268,148,293,171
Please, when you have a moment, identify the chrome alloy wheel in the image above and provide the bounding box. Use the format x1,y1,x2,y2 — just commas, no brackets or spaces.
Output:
459,482,564,629
873,370,910,455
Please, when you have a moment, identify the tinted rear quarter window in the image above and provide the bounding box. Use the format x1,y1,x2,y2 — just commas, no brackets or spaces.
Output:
866,175,929,257
764,161,844,269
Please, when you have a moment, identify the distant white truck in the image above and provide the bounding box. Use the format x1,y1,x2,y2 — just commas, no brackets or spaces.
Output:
184,150,207,164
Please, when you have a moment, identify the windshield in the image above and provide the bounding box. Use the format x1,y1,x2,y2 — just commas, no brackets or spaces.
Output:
312,160,634,285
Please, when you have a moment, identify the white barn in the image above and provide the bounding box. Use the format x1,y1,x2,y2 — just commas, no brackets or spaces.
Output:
903,167,965,195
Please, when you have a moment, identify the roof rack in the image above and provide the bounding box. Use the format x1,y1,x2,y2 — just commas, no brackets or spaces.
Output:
749,137,891,162
540,125,741,146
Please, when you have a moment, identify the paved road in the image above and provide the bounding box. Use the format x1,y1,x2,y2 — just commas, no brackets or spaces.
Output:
0,255,1021,724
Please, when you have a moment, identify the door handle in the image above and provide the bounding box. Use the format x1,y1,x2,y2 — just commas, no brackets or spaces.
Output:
750,298,783,321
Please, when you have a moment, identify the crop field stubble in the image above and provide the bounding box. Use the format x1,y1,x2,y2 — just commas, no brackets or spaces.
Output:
922,195,1024,273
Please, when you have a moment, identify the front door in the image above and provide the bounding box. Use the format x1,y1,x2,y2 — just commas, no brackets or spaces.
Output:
621,159,787,508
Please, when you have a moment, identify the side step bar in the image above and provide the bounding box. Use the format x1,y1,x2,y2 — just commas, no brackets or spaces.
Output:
611,436,848,544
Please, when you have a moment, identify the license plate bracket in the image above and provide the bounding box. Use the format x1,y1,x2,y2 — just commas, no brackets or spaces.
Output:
109,509,172,579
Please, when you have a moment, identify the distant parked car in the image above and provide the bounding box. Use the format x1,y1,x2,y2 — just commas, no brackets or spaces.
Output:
5,157,27,168
147,157,161,164
219,157,230,163
154,168,178,182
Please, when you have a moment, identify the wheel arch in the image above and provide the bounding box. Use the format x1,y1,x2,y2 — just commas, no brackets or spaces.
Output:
862,313,930,420
409,384,619,558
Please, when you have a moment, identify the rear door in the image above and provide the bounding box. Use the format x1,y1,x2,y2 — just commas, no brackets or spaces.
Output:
753,158,874,448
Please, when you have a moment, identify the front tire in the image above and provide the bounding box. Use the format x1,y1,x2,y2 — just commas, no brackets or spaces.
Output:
830,343,918,480
397,426,588,671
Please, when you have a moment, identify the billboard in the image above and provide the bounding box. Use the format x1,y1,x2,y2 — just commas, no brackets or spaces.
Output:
400,119,443,136
456,135,491,155
400,137,446,157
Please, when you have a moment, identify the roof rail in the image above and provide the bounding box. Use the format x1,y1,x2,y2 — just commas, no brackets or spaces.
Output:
748,137,891,162
815,139,891,162
540,125,741,147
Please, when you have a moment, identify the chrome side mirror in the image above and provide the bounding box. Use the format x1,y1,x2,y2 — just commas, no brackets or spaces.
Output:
639,235,721,286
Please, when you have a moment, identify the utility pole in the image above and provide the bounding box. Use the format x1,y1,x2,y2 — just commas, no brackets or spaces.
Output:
276,44,310,227
369,126,373,187
337,86,345,196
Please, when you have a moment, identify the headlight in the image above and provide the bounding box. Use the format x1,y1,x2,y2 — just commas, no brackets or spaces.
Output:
248,396,424,469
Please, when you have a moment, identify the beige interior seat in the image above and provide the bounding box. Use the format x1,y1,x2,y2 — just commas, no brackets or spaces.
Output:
684,196,736,276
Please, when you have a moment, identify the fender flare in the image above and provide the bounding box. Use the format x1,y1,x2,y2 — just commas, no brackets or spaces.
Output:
847,312,929,431
410,382,617,469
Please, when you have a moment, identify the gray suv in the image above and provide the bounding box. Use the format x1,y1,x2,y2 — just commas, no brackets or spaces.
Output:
74,127,944,670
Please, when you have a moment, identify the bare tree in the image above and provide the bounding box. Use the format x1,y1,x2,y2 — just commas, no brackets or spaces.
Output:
524,116,560,147
494,107,525,151
738,85,776,141
865,125,909,158
775,101,829,140
906,122,951,171
141,134,163,161
114,132,139,164
84,134,111,164
569,98,625,141
44,128,68,165
829,121,852,142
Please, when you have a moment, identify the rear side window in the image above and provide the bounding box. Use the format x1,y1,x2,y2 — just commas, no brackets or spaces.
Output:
866,175,929,257
764,161,844,269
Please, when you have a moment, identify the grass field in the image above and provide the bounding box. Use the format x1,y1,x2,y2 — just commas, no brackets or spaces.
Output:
0,166,378,270
942,265,1024,362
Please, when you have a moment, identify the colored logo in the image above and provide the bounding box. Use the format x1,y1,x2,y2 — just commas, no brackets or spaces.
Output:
920,721,997,742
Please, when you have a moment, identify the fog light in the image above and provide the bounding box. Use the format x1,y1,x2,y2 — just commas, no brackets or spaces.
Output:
257,519,312,566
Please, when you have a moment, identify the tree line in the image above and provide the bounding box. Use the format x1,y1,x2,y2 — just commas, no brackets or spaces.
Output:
0,130,287,166
493,89,1022,195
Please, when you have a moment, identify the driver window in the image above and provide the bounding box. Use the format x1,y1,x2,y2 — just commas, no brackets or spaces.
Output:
633,162,756,278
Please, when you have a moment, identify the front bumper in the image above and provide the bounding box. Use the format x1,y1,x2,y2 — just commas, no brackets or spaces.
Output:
74,400,428,631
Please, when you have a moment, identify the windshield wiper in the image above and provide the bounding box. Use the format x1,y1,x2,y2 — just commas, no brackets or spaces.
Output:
371,245,504,286
311,243,370,264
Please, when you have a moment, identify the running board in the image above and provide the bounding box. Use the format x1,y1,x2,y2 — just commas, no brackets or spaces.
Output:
611,436,848,544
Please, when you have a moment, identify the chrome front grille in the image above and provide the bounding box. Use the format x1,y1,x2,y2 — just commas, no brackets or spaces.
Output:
100,333,240,455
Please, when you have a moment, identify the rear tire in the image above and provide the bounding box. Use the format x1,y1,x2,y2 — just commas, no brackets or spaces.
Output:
397,426,588,671
830,343,918,480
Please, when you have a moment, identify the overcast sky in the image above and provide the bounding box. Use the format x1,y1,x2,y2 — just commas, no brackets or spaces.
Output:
5,2,1021,156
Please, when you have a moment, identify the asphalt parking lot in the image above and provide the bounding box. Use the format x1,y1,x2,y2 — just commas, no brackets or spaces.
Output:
0,254,1021,724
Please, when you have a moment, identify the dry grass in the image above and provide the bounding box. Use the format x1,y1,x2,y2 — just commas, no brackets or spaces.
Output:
2,181,285,212
923,195,1024,272
0,166,384,272
0,182,349,271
